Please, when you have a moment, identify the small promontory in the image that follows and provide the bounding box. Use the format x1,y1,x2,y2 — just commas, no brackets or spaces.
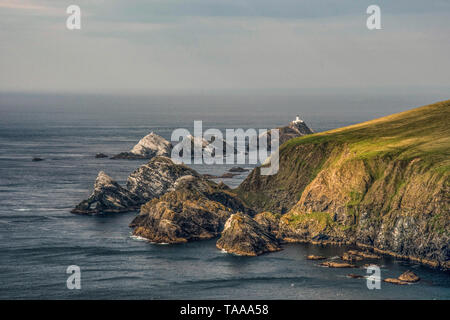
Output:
216,212,281,256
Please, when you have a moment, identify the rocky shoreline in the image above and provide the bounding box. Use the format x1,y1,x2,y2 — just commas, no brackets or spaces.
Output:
71,103,449,270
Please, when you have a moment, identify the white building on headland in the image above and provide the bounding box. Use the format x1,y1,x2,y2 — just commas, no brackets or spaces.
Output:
293,115,304,123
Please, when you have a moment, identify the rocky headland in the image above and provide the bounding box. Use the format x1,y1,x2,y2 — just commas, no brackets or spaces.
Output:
237,100,450,269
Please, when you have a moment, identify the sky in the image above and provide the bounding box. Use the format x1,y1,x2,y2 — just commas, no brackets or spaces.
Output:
1,0,450,94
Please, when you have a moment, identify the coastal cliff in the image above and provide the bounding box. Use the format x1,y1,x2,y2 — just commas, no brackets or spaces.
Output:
237,100,450,268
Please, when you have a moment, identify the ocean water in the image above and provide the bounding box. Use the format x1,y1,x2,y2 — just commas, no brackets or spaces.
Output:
0,92,449,299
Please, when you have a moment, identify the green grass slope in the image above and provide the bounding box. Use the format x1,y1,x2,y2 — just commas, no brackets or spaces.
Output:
238,100,449,213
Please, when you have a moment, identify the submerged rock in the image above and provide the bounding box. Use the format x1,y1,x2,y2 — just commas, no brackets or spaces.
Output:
110,152,147,160
342,252,363,262
219,172,239,179
319,261,357,268
347,274,365,279
216,212,281,256
346,250,381,260
384,270,420,285
130,175,253,244
398,270,420,283
32,157,44,162
112,132,172,160
228,167,249,173
203,172,239,179
95,153,108,158
307,255,326,260
71,171,143,214
384,278,408,285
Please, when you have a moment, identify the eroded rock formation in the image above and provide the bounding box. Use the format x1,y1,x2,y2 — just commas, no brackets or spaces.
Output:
71,171,143,214
216,212,281,256
130,175,253,243
112,132,172,160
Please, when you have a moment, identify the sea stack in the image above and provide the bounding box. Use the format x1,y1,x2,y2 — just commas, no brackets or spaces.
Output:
112,132,172,160
71,171,143,214
216,212,281,256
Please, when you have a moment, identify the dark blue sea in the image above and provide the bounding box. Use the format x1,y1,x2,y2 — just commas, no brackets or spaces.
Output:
0,92,449,299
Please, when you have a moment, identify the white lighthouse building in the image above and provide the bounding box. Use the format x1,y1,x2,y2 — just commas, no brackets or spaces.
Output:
293,115,304,123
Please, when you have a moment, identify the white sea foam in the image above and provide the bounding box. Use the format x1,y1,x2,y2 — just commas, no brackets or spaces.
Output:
129,234,148,242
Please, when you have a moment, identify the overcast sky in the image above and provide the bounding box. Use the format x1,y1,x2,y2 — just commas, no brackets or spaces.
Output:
1,0,450,94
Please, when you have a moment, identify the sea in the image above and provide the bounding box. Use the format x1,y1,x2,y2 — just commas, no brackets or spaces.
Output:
0,92,449,299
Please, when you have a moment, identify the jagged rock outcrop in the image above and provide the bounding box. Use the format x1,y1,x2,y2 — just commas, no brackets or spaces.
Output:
71,171,143,214
130,175,253,243
112,132,172,160
384,271,420,285
127,156,200,200
72,157,200,214
319,261,357,268
253,211,281,236
237,100,450,268
95,153,108,158
229,167,249,173
398,270,420,283
255,116,314,149
216,212,281,256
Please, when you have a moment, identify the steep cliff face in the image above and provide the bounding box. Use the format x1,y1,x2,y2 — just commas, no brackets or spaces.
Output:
237,100,450,268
